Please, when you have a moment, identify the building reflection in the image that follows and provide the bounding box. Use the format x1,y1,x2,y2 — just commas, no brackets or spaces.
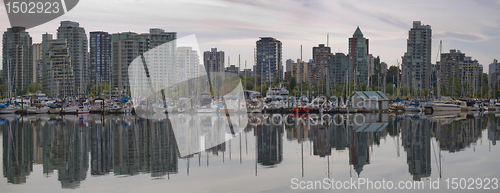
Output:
112,117,178,177
1,112,500,188
488,115,500,145
90,115,113,176
433,113,483,152
255,117,283,166
2,117,33,184
401,117,431,181
39,115,90,189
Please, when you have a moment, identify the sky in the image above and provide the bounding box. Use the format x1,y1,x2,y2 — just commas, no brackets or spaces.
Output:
1,0,499,73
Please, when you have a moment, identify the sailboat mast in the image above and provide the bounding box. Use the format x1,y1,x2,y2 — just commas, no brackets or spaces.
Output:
397,60,400,98
300,45,303,96
437,40,442,101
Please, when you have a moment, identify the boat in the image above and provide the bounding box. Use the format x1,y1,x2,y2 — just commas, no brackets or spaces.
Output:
26,105,49,114
0,105,20,114
176,98,192,113
104,100,125,114
424,101,461,113
292,96,310,113
307,97,326,113
90,98,105,113
264,84,289,110
65,98,90,114
404,105,423,112
454,100,471,111
219,96,239,114
472,103,480,111
47,102,63,114
265,84,289,99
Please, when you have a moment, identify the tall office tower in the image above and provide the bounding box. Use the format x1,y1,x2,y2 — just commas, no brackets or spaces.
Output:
401,21,432,91
255,37,282,85
33,43,42,83
203,48,225,77
489,59,500,89
2,27,33,95
41,38,75,97
348,27,369,86
111,32,149,92
327,52,352,88
89,31,112,87
57,21,88,94
291,59,308,84
312,44,332,85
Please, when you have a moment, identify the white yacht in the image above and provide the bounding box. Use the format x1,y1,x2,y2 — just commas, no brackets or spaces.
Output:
0,105,20,114
424,101,461,113
27,105,49,114
265,84,289,109
265,84,289,99
90,98,105,113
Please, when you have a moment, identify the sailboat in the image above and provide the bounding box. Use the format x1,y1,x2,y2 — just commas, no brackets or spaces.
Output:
423,41,460,113
0,60,19,114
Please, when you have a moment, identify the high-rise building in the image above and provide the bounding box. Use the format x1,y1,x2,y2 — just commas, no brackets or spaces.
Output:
111,32,149,92
437,49,465,88
41,37,75,97
285,59,293,80
225,65,239,74
368,54,375,75
401,21,432,91
291,59,308,84
459,57,483,91
380,62,388,74
147,28,176,50
489,59,500,89
89,31,112,87
327,52,352,88
2,26,33,95
57,21,88,94
176,47,201,81
437,49,483,91
203,48,225,76
312,44,332,85
40,33,53,92
381,62,388,93
255,37,282,85
142,29,177,92
348,27,369,86
32,43,42,83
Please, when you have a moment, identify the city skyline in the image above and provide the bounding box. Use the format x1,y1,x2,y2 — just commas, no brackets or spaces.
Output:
0,0,498,73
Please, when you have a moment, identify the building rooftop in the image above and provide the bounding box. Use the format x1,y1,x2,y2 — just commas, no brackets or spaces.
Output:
353,26,363,37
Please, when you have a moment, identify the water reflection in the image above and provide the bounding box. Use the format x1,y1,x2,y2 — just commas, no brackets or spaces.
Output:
1,112,498,189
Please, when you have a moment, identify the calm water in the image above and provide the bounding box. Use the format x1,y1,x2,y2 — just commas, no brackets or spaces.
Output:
1,112,499,192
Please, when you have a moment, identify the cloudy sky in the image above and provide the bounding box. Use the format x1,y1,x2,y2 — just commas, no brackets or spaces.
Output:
1,0,499,72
